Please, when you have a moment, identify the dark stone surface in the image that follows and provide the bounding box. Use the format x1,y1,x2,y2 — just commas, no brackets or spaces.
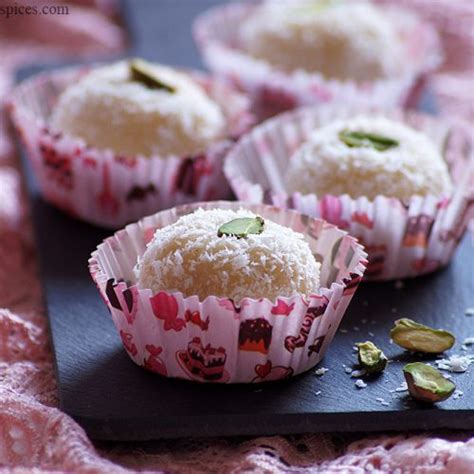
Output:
17,0,474,441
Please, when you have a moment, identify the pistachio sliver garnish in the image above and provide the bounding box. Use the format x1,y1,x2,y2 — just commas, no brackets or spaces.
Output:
217,216,265,239
339,129,399,151
390,318,455,354
129,58,176,93
403,362,455,403
356,341,388,374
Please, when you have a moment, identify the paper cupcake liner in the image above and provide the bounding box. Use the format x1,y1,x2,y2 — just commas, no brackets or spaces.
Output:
193,3,442,121
224,106,474,281
9,65,254,229
89,201,367,383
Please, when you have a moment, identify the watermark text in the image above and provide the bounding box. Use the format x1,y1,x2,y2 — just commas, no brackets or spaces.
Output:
0,3,69,19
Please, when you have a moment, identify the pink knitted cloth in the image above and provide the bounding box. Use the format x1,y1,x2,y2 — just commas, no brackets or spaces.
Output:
0,1,473,472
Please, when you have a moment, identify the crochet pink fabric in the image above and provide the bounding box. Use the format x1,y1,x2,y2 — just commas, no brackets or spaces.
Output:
0,1,473,472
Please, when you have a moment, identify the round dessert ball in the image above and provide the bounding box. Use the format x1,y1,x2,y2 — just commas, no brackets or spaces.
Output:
136,208,320,303
51,60,226,157
240,0,403,81
286,116,453,201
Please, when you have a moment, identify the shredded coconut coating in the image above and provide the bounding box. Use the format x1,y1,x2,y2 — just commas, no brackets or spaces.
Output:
286,116,453,201
51,61,225,157
136,208,320,303
240,0,404,81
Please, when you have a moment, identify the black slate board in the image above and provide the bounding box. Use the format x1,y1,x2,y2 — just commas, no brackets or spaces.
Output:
17,0,474,441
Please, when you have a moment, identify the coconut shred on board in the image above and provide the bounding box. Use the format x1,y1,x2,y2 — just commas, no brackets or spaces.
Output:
314,367,329,376
355,380,367,389
376,397,390,407
390,382,408,393
435,355,474,373
453,390,464,400
463,337,474,346
351,369,366,378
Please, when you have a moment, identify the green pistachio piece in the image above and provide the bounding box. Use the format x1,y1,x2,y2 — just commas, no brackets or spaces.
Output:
403,362,455,403
390,318,455,354
129,58,176,93
356,341,388,374
339,129,399,152
217,216,265,239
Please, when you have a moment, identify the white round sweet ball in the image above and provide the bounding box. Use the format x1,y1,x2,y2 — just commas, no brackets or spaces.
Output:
136,208,320,303
51,60,226,157
286,116,453,201
240,0,404,81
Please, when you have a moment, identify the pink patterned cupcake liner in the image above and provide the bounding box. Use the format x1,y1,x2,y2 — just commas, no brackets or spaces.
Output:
9,65,254,229
89,201,367,383
193,2,442,121
224,106,474,280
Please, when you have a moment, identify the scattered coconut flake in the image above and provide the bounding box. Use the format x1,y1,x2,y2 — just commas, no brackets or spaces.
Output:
465,307,474,317
353,326,360,331
314,367,329,376
361,318,368,324
435,355,474,373
355,379,367,389
381,401,390,406
461,345,468,351
395,382,408,392
368,331,375,337
344,367,353,374
340,328,348,333
453,390,464,400
351,369,366,378
254,389,263,393
394,280,404,289
463,337,474,346
376,397,385,403
314,390,322,396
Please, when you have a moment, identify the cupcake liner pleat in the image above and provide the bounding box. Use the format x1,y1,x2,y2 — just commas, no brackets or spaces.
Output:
193,3,442,121
9,66,254,229
224,106,474,280
89,201,367,383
